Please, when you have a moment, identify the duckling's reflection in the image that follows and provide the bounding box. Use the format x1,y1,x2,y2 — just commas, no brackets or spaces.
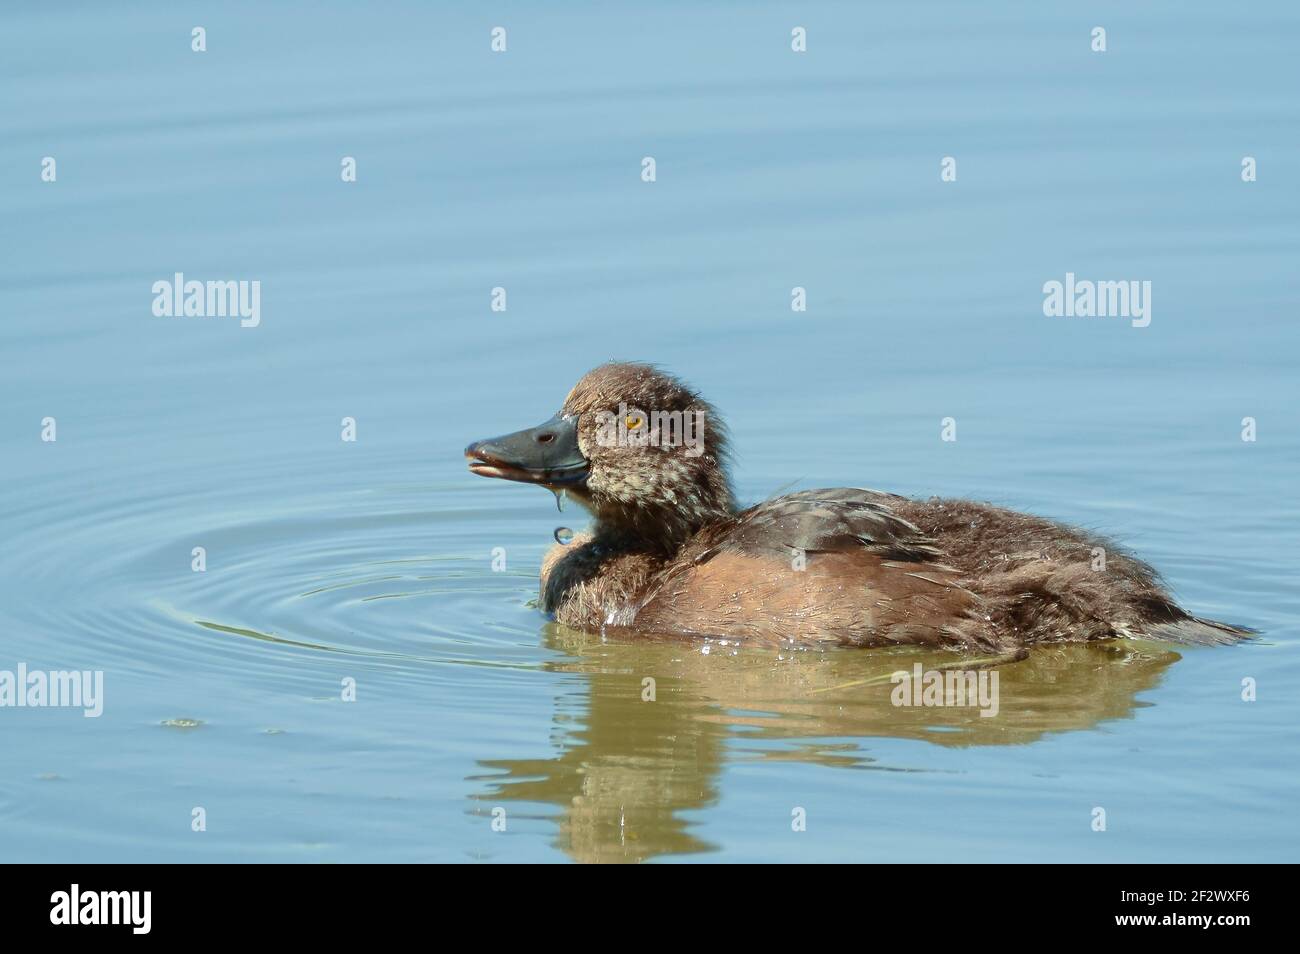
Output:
475,625,1180,863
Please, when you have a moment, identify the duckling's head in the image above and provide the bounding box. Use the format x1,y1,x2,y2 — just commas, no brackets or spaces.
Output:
466,362,735,552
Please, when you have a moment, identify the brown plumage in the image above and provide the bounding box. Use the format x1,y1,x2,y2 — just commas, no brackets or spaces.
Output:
469,363,1252,652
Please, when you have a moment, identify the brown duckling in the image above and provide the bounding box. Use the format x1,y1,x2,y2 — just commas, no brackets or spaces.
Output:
465,362,1250,652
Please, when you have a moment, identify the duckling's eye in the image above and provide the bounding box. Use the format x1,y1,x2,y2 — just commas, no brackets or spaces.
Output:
625,414,644,430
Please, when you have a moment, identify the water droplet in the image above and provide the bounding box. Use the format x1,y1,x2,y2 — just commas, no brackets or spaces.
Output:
553,488,567,512
554,526,574,545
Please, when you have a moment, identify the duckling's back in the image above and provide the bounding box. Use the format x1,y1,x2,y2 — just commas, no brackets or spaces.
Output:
630,488,1251,651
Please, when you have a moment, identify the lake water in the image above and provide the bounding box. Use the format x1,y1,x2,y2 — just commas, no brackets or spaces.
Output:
2,1,1297,862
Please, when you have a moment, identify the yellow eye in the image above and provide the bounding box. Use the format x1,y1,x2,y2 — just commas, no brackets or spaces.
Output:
625,414,644,430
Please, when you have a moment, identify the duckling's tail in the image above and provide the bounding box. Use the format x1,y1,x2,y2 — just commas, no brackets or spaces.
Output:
1139,614,1255,647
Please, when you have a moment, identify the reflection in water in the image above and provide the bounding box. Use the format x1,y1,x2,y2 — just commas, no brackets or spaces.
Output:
475,627,1180,863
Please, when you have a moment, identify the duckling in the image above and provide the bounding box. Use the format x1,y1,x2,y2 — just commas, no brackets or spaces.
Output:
465,362,1251,652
